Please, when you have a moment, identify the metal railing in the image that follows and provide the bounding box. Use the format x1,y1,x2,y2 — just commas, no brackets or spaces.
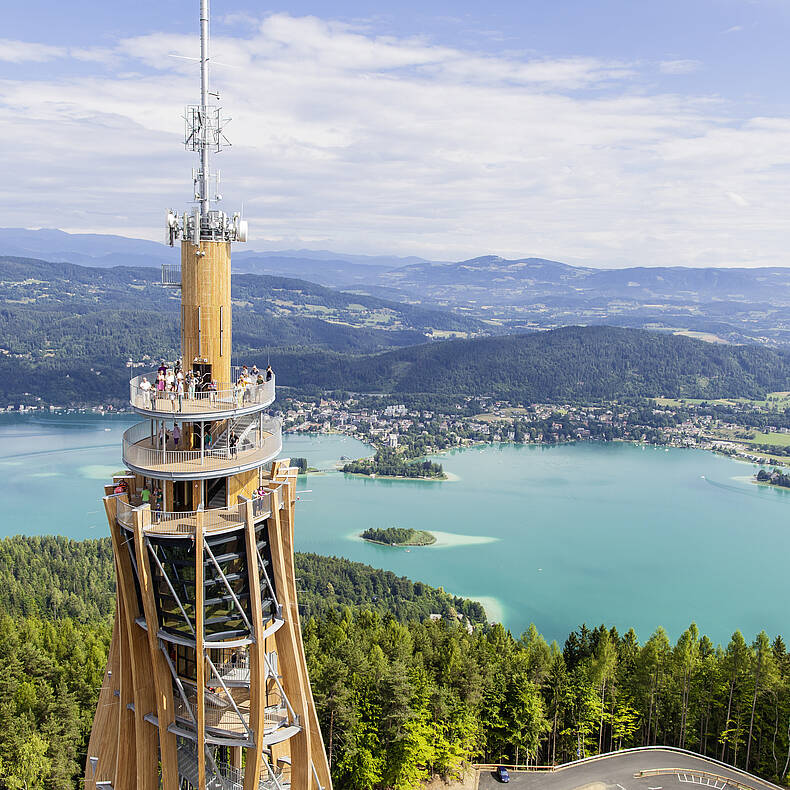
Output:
130,368,275,415
122,417,282,474
213,648,250,683
117,496,271,536
116,498,136,529
161,263,181,287
174,682,288,736
177,742,285,790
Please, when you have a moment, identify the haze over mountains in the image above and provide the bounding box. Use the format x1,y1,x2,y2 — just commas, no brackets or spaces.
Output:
4,227,790,347
0,228,426,274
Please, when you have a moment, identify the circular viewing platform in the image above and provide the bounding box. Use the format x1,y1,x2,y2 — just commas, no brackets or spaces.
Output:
130,368,275,421
122,417,283,480
116,497,274,537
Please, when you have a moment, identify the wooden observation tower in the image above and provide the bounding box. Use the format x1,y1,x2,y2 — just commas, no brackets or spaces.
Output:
84,3,332,788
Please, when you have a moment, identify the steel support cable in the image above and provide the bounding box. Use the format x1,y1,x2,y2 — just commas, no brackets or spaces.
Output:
203,539,254,634
160,639,197,726
256,545,280,612
205,653,253,741
259,647,298,725
146,538,197,637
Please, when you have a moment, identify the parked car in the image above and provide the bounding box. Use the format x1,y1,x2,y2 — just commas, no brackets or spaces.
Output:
496,766,510,783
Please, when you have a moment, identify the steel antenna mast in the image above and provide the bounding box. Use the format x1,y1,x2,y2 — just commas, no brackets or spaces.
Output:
198,0,210,221
165,0,248,248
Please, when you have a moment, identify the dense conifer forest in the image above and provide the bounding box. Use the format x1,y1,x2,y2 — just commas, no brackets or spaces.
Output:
2,536,790,789
274,326,790,402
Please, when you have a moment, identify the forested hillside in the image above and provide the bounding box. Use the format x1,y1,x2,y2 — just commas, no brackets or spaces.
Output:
5,299,790,409
274,326,790,401
3,257,790,408
0,536,484,626
0,256,486,406
3,536,790,790
0,256,484,396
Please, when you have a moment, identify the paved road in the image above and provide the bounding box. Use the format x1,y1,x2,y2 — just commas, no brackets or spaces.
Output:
477,749,776,790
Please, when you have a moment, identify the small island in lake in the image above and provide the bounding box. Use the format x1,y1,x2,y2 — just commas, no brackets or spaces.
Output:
361,527,437,546
342,448,445,480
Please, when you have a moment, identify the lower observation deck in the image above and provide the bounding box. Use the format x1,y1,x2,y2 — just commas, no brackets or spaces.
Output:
122,418,282,480
116,497,276,537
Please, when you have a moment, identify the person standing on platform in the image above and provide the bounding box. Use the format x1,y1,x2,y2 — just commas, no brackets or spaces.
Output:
139,376,152,409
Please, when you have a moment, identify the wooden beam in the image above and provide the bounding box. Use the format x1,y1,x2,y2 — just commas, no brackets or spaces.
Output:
196,509,207,790
279,486,333,790
266,483,313,790
114,577,138,790
181,240,232,384
243,499,266,790
134,505,179,790
83,603,121,790
108,500,159,790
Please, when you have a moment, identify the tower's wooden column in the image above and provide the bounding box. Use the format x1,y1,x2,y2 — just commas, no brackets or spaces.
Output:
107,501,159,790
181,240,232,384
267,483,313,790
134,506,179,790
243,499,267,790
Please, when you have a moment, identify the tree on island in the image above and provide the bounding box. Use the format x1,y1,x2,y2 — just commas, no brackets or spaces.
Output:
343,448,444,479
360,527,436,546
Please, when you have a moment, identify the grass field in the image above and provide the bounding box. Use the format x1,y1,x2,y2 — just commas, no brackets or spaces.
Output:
655,391,790,411
746,431,790,447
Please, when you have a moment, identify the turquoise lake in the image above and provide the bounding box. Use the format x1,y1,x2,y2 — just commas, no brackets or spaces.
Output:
1,413,787,646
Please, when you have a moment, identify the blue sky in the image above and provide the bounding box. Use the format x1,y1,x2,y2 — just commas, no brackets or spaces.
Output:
2,0,790,265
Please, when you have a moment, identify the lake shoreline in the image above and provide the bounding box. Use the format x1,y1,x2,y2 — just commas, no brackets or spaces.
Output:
360,537,437,547
341,470,453,482
2,418,788,644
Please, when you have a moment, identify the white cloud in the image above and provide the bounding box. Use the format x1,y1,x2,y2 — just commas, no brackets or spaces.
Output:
723,25,743,34
659,59,702,75
725,191,750,207
0,38,66,63
0,15,789,268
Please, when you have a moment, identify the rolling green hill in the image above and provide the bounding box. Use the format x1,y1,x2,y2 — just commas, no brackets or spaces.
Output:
0,257,489,406
271,325,790,401
0,256,483,358
2,254,789,407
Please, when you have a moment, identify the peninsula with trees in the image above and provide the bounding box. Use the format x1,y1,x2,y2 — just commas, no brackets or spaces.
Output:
342,448,445,479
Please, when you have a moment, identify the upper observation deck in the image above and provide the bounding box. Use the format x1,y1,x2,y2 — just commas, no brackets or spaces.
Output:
122,417,283,480
130,366,275,421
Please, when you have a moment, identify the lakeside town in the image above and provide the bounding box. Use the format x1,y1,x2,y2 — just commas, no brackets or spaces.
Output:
280,392,790,471
8,388,790,472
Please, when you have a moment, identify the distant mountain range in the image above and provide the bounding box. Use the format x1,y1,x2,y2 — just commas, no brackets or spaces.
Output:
0,228,427,275
4,228,790,346
374,254,790,306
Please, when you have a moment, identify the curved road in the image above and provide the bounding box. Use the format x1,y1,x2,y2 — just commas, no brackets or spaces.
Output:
477,748,779,790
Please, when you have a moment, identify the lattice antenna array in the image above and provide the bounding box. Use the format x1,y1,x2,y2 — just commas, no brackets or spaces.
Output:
166,0,247,246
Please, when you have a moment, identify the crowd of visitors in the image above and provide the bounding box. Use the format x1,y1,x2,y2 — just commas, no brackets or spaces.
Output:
136,360,273,412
